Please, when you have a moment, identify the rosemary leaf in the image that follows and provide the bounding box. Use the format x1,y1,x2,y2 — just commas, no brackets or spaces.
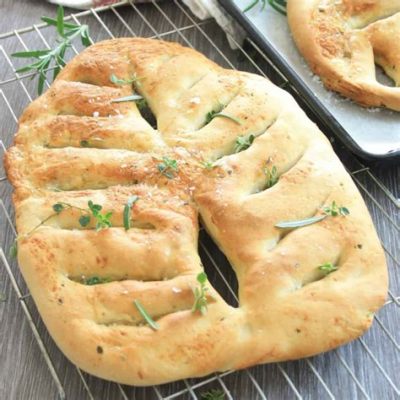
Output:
134,299,159,331
123,195,139,230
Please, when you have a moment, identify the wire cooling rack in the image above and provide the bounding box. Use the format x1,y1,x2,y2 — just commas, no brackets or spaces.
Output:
0,1,399,399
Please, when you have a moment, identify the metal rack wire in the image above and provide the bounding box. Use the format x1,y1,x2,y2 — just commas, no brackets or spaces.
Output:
0,1,398,399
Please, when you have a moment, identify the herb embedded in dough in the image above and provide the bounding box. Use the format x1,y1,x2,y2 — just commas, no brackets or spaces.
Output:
206,109,242,126
157,157,178,179
318,262,338,275
123,195,139,230
264,165,279,188
201,160,216,170
109,73,139,86
134,299,159,331
192,272,209,315
83,276,112,285
12,6,90,95
235,134,255,153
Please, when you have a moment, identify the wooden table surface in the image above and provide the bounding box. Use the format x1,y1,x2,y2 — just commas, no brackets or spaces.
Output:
0,1,399,399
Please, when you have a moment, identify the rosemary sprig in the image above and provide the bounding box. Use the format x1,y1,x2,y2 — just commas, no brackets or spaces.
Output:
275,201,350,229
192,272,209,315
111,94,144,103
12,6,90,95
134,299,159,331
123,195,139,230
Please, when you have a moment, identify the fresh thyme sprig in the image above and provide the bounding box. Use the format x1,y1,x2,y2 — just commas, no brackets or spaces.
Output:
323,201,349,217
192,272,209,315
10,200,113,258
201,389,225,400
123,195,139,230
53,200,113,231
264,165,278,188
275,201,350,229
12,6,90,95
318,262,338,275
157,156,178,179
235,134,255,153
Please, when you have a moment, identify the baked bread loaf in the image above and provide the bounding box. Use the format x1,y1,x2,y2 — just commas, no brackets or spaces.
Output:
287,0,400,110
5,38,387,385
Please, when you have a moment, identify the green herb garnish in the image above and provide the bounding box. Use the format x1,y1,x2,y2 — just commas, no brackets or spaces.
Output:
318,262,338,275
111,94,144,103
9,240,18,259
264,165,278,188
110,73,139,86
12,6,90,95
275,215,327,229
157,156,178,179
134,299,159,331
275,201,350,229
83,276,112,285
323,201,350,217
201,160,216,170
87,200,112,231
80,140,89,147
206,109,242,125
53,200,112,231
123,195,139,230
235,134,255,153
201,389,225,400
192,272,209,315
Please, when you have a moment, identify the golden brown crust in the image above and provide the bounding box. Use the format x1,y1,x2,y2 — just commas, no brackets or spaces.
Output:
287,0,400,110
4,38,387,385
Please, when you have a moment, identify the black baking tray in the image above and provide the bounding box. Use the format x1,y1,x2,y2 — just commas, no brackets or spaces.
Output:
219,0,400,162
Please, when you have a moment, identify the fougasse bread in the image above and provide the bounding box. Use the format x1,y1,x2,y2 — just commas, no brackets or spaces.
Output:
4,38,387,385
287,0,400,110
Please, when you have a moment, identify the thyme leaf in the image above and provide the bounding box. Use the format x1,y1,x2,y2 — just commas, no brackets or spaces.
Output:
234,134,255,153
192,272,209,315
123,195,139,230
157,156,178,179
